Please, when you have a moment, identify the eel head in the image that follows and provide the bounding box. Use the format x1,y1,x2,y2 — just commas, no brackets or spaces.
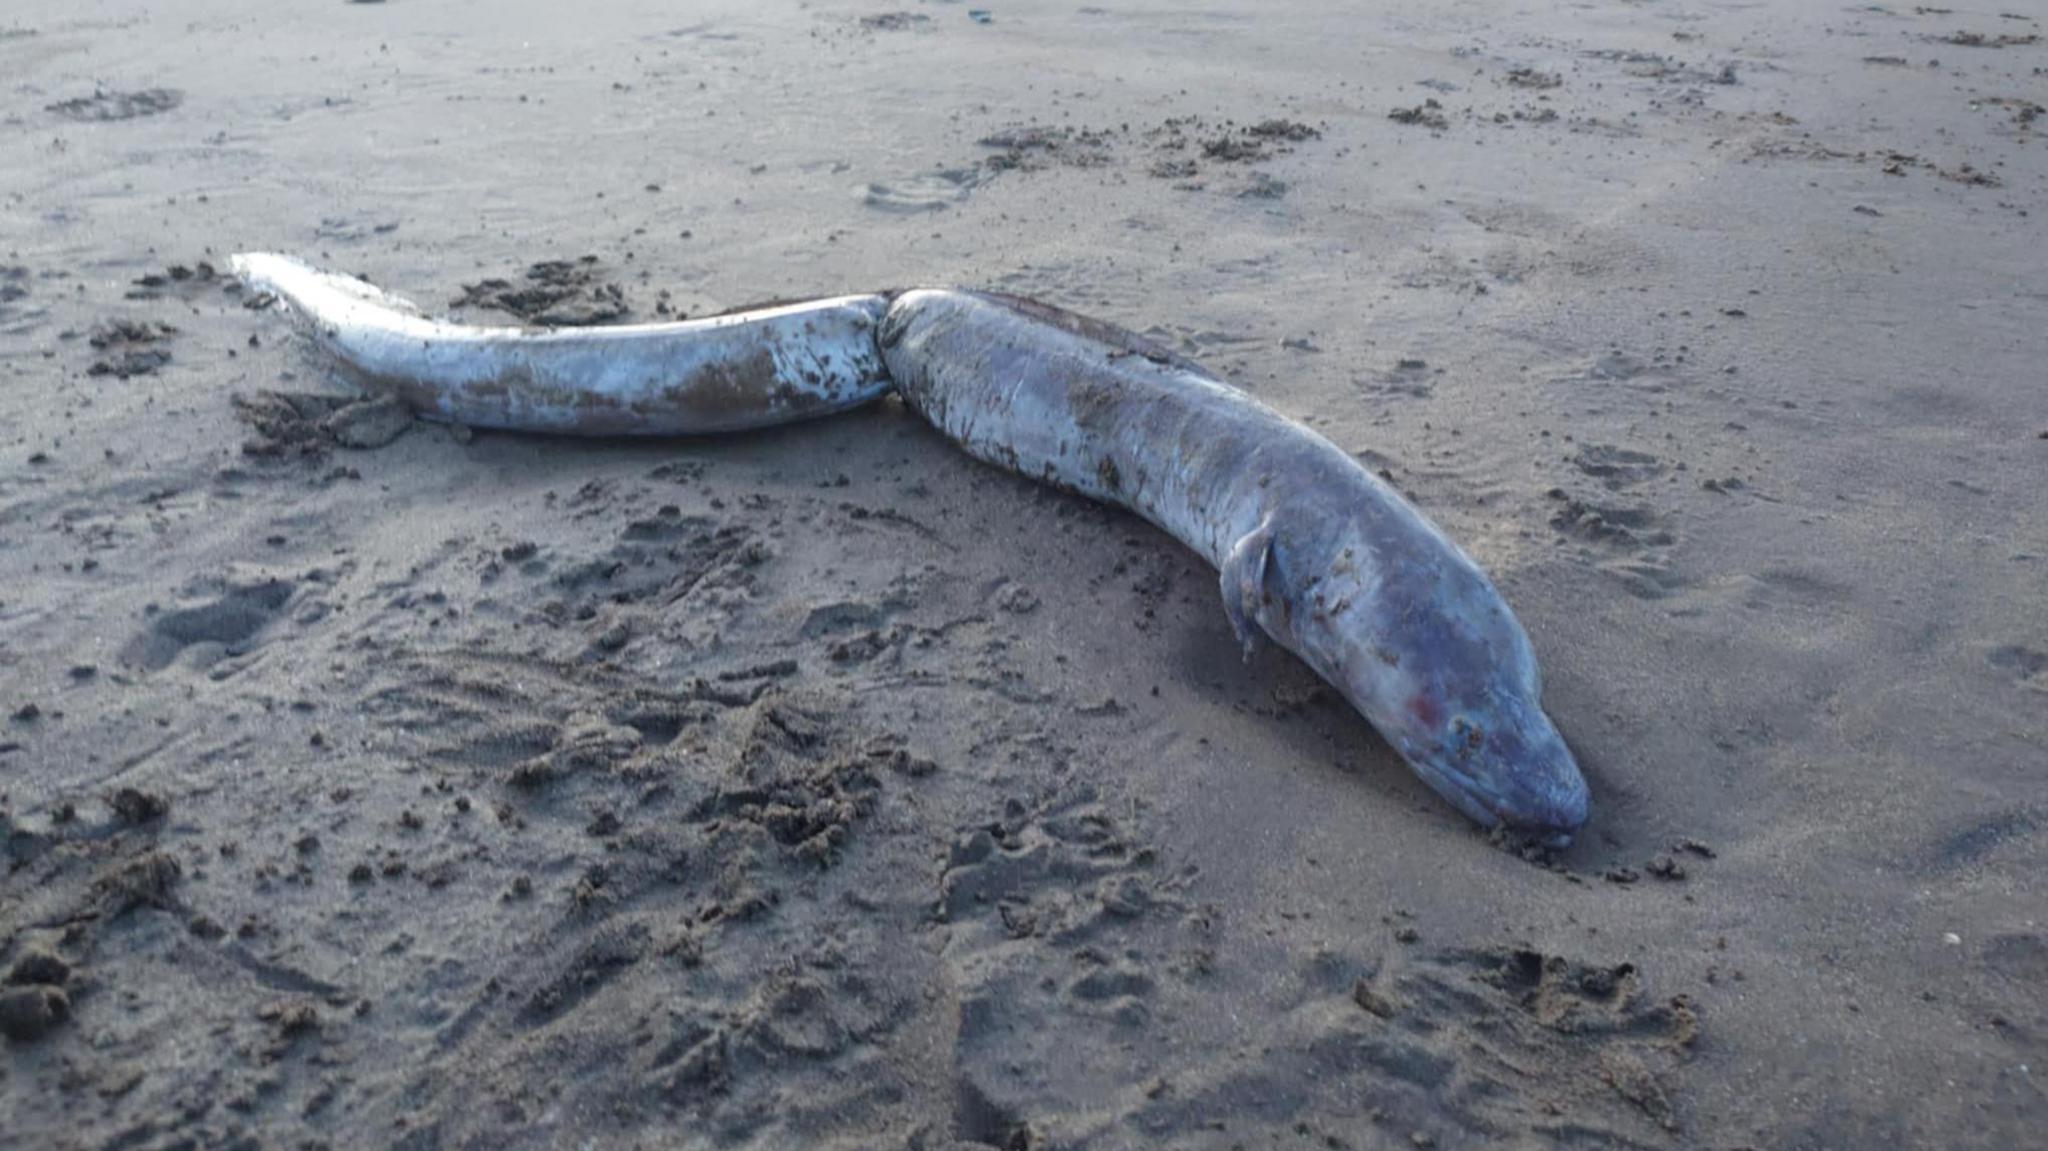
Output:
1227,517,1591,846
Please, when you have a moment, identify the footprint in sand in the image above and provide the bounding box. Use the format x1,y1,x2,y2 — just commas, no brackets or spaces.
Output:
1125,942,1699,1145
45,88,183,122
122,578,295,672
1573,444,1666,487
547,509,764,629
1927,807,2041,871
1546,489,1682,600
859,167,986,213
0,266,37,333
1549,494,1673,549
1986,644,2048,689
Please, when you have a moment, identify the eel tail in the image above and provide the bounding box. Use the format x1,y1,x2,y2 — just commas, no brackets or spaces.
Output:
227,252,894,435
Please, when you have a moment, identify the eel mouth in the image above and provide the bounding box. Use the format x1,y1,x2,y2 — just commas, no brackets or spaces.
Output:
1402,724,1590,848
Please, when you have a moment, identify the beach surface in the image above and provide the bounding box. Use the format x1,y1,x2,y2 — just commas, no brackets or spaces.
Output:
2,1,2043,1147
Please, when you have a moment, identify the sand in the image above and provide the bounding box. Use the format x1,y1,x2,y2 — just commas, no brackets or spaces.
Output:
1,1,2043,1147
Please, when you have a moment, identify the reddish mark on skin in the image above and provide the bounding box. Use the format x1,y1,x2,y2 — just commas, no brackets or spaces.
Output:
1407,693,1443,729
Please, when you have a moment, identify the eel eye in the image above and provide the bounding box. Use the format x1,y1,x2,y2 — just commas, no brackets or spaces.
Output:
1451,716,1484,757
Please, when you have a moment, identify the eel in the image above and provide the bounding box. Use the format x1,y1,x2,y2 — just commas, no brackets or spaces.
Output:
229,254,1591,844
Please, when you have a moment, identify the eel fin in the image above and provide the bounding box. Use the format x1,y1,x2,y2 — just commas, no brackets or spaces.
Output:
1220,517,1277,662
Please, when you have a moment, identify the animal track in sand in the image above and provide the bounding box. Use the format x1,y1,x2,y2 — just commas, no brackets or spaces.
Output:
1577,350,1683,392
1572,444,1667,487
1927,806,2042,871
1359,358,1438,399
122,577,295,671
541,505,769,633
45,87,183,122
935,785,1156,929
1117,942,1699,1145
1546,489,1682,600
0,266,30,329
362,648,716,783
1548,493,1674,551
344,639,938,1147
937,803,1703,1148
859,167,987,213
940,785,1180,1144
1986,644,2048,691
856,12,930,34
1980,931,2048,983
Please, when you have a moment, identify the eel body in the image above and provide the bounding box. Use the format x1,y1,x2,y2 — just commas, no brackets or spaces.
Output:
230,254,1590,844
881,290,1588,841
228,253,892,434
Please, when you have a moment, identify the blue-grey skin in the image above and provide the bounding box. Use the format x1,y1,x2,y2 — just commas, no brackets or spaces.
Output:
230,255,1589,842
879,289,1589,843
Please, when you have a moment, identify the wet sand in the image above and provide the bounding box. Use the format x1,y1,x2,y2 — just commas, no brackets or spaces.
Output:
2,1,2043,1147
